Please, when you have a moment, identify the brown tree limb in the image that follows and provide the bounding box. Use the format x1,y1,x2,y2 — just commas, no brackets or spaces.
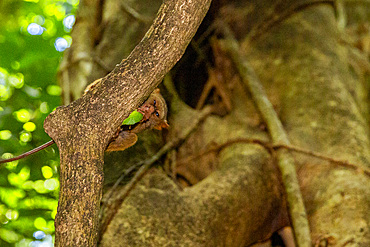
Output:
87,0,162,83
219,25,312,247
45,0,212,246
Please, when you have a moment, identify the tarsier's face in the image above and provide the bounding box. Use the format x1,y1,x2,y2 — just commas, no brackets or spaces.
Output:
137,89,169,131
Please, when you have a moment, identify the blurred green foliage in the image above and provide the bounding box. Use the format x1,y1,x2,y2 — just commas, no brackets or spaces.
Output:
0,0,78,246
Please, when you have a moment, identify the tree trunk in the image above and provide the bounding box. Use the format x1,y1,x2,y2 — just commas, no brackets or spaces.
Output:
50,0,212,246
58,0,370,246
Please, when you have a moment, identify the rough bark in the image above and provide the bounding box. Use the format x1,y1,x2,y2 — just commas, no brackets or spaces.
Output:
240,3,370,246
57,0,370,246
100,90,289,246
100,1,369,246
87,0,162,83
48,0,212,246
222,34,311,246
59,0,161,104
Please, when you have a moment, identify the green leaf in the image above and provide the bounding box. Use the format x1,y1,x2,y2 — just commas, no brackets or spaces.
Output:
122,110,143,125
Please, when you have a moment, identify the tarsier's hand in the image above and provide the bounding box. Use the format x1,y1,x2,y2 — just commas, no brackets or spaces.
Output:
105,89,169,152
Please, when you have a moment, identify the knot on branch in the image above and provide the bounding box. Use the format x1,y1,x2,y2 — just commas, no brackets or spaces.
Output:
43,94,115,153
44,104,70,142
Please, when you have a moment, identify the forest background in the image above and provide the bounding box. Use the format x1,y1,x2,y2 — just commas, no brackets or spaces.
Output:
0,0,369,246
0,1,78,246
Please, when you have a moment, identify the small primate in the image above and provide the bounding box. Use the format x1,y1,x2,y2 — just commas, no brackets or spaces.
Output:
106,88,169,151
0,88,169,164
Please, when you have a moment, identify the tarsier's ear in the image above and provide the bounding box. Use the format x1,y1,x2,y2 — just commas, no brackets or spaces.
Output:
154,120,169,130
153,88,160,94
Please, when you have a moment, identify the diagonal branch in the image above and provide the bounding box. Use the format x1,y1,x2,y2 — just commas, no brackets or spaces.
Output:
44,0,212,246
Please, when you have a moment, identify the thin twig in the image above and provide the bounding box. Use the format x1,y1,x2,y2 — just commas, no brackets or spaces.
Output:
218,22,312,247
0,140,55,164
176,138,370,177
120,2,152,23
103,163,142,203
273,144,370,176
92,54,112,72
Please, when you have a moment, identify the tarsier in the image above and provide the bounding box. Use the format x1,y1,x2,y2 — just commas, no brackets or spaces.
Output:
0,88,168,164
106,88,169,151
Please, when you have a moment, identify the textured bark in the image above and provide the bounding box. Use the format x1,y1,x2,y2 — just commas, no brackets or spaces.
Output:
241,3,370,246
48,0,212,246
87,0,162,83
222,35,311,247
100,1,369,246
101,147,287,247
56,0,370,246
100,89,290,246
59,0,162,104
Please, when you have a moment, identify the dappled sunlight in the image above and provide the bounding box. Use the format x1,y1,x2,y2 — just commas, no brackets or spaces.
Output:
63,14,75,30
27,23,44,35
0,0,79,245
54,37,68,51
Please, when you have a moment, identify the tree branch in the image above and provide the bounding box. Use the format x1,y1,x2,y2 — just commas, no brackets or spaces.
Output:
219,24,312,247
45,0,212,246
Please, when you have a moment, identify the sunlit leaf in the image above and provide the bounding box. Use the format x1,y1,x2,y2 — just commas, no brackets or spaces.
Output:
41,166,53,179
34,217,46,230
18,196,57,210
44,178,58,191
0,187,25,207
33,180,47,194
11,61,20,70
19,166,30,181
23,122,36,132
23,85,41,98
5,209,19,220
0,130,12,140
1,153,18,168
14,109,31,123
0,228,21,243
46,221,55,232
46,85,61,95
0,0,79,243
39,102,49,113
50,209,57,219
8,73,24,89
19,132,32,143
0,84,11,101
21,181,34,190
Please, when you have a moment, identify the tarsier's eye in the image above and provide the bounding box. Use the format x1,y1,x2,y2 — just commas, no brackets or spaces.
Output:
153,100,156,106
155,112,159,117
